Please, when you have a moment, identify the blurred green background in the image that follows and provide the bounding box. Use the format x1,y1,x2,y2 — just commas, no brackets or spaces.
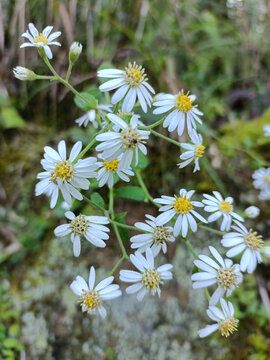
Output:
1,0,270,359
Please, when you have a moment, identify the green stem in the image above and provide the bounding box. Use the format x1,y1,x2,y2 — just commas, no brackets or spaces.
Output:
108,255,126,276
111,221,129,260
139,117,165,130
109,220,145,232
36,75,56,80
65,62,73,82
42,56,95,110
199,224,226,235
150,129,181,147
73,125,108,163
109,187,114,214
82,194,107,213
135,169,158,206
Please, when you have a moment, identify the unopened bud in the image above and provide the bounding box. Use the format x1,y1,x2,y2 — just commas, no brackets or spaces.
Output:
245,206,260,219
13,66,37,81
69,42,82,64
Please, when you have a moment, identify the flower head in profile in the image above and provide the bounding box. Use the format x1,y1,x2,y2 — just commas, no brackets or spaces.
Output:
98,62,155,113
263,125,270,137
13,66,37,81
153,90,203,137
75,104,112,128
130,214,175,256
120,248,173,301
95,114,150,168
252,168,270,192
221,220,264,273
202,191,244,231
54,211,110,257
70,266,121,318
35,140,99,208
245,206,260,219
154,189,207,237
198,299,238,338
96,154,134,188
192,246,242,305
21,23,61,59
178,130,205,172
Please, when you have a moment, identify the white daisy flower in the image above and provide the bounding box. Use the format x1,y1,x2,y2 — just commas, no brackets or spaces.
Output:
20,23,61,59
70,266,122,318
119,248,173,301
252,168,270,191
35,140,99,208
258,188,270,201
154,189,207,237
221,220,264,273
191,246,243,305
153,90,203,137
178,130,205,172
202,191,244,232
75,104,112,128
244,206,260,219
130,214,175,256
198,299,239,338
97,62,155,113
95,113,150,168
263,125,270,137
96,155,134,188
54,211,110,257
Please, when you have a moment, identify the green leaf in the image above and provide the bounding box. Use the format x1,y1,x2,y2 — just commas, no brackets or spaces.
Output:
74,92,97,111
0,107,25,129
114,186,145,201
132,152,149,169
3,338,18,348
114,212,129,242
90,192,105,209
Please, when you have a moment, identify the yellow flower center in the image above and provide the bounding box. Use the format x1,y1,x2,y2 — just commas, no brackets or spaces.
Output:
195,144,205,158
219,201,232,214
103,159,119,172
50,161,74,183
69,214,88,236
244,229,264,251
142,269,162,295
124,62,146,86
217,268,238,290
80,290,101,312
153,226,170,244
34,33,48,44
263,176,270,183
172,195,193,214
218,317,239,337
175,90,194,112
121,127,142,149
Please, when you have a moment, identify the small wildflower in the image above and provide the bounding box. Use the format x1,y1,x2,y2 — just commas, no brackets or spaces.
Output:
198,299,239,338
54,211,110,256
75,104,112,128
154,189,207,237
120,248,173,301
69,41,82,63
153,90,203,137
263,125,270,137
252,168,270,192
192,246,242,305
20,23,61,59
178,130,205,172
130,214,175,256
98,62,155,113
221,220,264,273
70,266,121,318
202,191,244,231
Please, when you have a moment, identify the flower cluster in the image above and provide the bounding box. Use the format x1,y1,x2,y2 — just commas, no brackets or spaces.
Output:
14,23,268,336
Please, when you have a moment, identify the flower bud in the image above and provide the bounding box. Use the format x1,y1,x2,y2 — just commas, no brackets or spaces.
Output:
245,206,260,219
13,66,37,81
69,42,82,64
